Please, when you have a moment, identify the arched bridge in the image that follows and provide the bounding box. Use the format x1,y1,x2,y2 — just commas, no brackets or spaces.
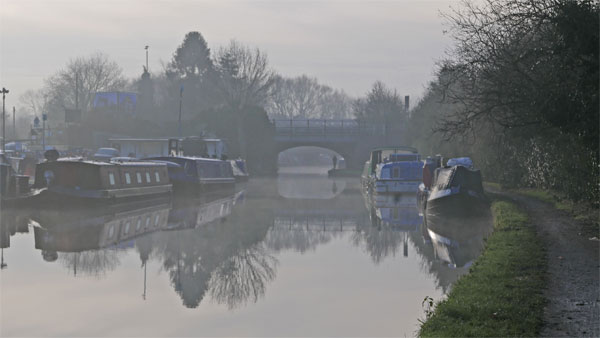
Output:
272,119,398,168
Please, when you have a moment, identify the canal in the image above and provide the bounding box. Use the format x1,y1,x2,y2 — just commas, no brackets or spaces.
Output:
0,167,492,336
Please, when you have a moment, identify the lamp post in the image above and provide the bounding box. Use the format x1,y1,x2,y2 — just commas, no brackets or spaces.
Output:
1,87,9,153
42,95,47,151
145,45,149,71
12,106,16,140
178,85,183,137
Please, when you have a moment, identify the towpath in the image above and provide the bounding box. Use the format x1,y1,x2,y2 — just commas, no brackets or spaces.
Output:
499,192,599,337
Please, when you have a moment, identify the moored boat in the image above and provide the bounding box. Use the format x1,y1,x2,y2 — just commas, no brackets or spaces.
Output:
0,152,39,207
361,147,423,195
425,158,488,216
32,156,172,205
144,156,235,194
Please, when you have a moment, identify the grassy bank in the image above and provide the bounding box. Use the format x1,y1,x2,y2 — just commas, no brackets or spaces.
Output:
419,198,546,337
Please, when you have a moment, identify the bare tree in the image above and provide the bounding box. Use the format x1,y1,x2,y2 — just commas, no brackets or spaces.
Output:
267,75,353,119
43,52,127,121
354,81,406,123
215,40,276,110
214,40,276,157
18,89,45,117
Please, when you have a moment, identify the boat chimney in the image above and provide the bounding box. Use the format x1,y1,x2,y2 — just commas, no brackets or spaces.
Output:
404,95,410,111
44,149,59,162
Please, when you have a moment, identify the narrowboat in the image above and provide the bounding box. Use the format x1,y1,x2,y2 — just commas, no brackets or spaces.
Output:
32,157,172,204
425,158,488,216
417,154,444,212
0,152,39,207
144,156,235,194
361,147,423,195
109,137,250,181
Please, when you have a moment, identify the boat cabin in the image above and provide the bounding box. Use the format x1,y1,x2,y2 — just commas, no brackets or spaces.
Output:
33,159,172,200
144,156,235,193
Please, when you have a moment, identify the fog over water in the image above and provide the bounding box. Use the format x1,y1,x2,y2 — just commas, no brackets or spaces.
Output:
0,169,493,336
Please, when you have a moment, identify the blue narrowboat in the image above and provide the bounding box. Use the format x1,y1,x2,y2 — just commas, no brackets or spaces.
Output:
361,147,423,195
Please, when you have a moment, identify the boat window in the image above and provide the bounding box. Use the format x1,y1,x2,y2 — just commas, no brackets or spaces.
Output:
393,167,399,178
154,214,160,227
155,171,160,182
136,172,142,183
146,172,151,183
124,221,131,235
136,218,142,231
109,172,115,185
145,217,151,228
125,172,131,184
108,225,115,238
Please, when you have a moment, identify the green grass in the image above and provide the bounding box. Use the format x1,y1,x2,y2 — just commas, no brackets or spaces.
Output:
419,198,546,337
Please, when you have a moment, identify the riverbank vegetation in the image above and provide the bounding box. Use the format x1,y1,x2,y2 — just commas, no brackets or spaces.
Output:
408,0,599,205
419,198,546,337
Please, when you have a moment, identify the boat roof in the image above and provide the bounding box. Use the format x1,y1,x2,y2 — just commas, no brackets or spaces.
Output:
108,137,226,143
54,158,166,167
146,156,226,163
371,146,418,153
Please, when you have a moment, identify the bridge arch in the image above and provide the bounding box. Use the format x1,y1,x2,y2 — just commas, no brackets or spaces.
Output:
272,119,392,169
277,145,351,170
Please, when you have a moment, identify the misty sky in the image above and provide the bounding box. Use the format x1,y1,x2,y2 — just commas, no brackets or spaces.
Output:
1,0,455,112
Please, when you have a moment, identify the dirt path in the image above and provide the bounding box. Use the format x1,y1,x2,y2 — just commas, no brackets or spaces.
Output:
503,193,599,337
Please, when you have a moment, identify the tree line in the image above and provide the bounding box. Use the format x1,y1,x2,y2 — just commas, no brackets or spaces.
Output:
15,32,410,173
407,0,598,204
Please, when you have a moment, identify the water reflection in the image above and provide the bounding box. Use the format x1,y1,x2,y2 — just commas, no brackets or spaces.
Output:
350,193,423,263
425,212,493,269
1,172,495,336
407,210,493,293
1,208,32,269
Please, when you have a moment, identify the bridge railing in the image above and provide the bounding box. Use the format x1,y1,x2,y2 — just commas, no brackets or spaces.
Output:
272,119,386,138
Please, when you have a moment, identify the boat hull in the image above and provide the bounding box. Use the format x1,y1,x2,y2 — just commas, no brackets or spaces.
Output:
374,179,420,194
426,189,488,217
171,178,235,195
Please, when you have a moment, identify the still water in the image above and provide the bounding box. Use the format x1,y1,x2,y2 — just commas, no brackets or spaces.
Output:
0,167,492,337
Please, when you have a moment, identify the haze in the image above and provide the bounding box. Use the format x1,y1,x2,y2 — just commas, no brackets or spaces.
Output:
1,0,453,102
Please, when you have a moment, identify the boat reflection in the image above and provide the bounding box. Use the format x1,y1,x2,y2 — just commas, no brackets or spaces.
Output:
350,193,424,263
424,212,493,269
0,208,31,269
366,193,423,231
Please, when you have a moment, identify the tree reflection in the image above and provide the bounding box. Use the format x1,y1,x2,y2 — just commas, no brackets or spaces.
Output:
154,192,276,309
209,243,277,309
59,250,120,277
350,226,407,264
264,225,342,254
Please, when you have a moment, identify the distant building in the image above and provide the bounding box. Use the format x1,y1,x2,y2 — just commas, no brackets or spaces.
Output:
93,92,137,115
